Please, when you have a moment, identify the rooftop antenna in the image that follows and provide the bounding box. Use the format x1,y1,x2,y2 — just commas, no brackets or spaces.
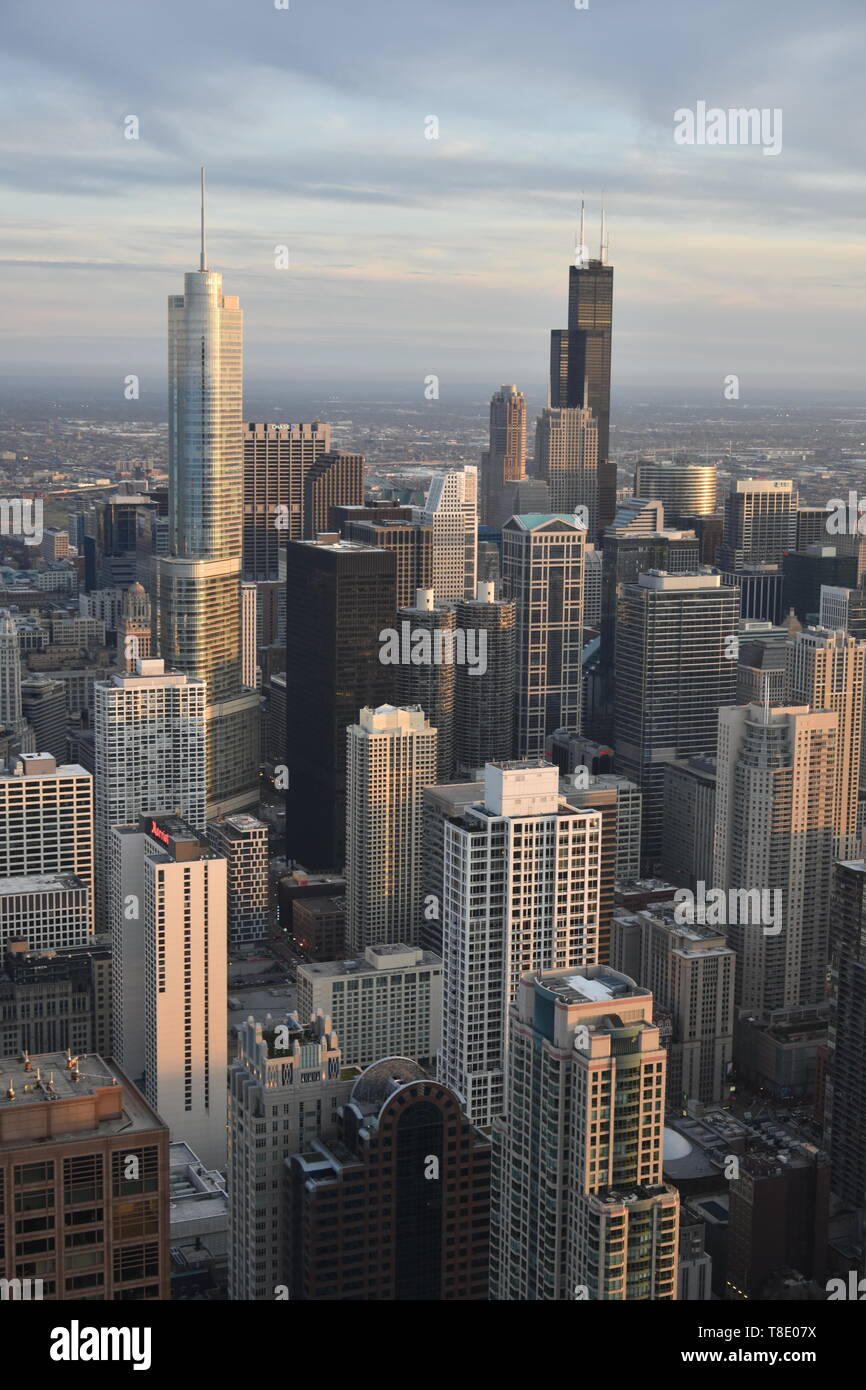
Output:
600,199,608,264
576,193,586,266
199,166,207,272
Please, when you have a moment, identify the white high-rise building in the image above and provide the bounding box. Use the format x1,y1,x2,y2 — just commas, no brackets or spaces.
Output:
439,760,602,1128
94,657,206,926
345,705,438,953
535,406,598,535
0,753,94,933
416,466,477,601
502,513,585,757
491,968,679,1301
111,815,227,1169
786,626,865,857
714,703,837,1012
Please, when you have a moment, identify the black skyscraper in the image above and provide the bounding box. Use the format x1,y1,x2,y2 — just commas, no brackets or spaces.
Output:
549,224,615,533
284,537,396,870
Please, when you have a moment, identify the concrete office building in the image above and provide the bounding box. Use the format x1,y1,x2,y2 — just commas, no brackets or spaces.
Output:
491,968,680,1300
302,451,365,540
0,754,93,934
297,944,442,1069
717,479,798,571
243,420,331,577
0,873,90,955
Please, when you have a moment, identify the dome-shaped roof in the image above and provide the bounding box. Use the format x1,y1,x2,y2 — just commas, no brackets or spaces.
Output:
664,1127,693,1162
351,1057,427,1110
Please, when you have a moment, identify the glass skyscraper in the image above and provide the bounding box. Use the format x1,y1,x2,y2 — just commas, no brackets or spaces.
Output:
153,180,259,816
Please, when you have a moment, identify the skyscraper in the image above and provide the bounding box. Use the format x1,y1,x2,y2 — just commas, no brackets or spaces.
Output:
453,581,516,776
416,466,478,601
550,214,615,531
206,813,269,949
491,968,679,1300
633,460,717,520
19,674,66,763
0,608,32,750
502,513,585,758
717,479,798,571
302,451,365,539
116,581,152,671
228,1013,357,1301
614,572,738,863
786,626,865,857
0,753,94,934
94,657,206,925
110,815,227,1169
284,536,396,869
535,405,598,534
714,703,838,1012
393,591,455,783
0,1049,170,1301
243,420,331,578
439,761,602,1128
152,173,259,818
611,903,735,1105
345,704,437,952
825,860,866,1208
286,1059,491,1301
483,385,526,527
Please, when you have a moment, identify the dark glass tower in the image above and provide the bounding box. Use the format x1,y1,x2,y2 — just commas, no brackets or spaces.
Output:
550,224,615,533
284,537,396,869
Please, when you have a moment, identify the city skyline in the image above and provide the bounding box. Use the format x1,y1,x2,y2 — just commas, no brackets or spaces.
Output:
1,0,865,391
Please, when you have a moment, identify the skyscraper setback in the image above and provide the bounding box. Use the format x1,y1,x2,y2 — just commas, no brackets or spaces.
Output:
550,210,615,532
152,172,259,818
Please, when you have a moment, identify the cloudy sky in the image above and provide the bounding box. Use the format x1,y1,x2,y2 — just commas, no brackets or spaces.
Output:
1,0,864,396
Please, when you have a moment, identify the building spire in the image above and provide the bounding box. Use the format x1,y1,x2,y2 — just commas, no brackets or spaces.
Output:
200,166,207,272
